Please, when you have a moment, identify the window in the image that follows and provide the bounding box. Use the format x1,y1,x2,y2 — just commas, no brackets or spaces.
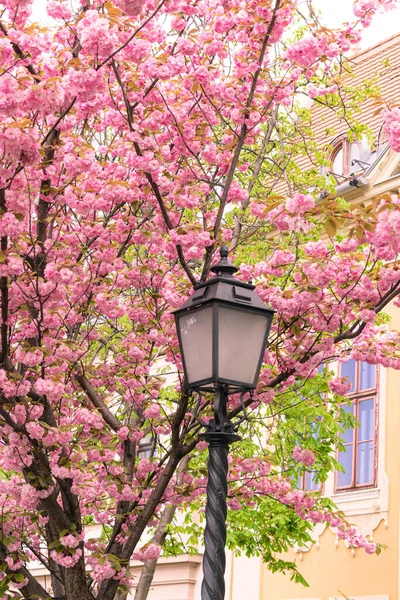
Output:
138,434,156,459
329,136,371,178
298,471,320,492
336,360,377,491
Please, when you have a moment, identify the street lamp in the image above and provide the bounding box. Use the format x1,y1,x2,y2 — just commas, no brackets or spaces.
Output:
173,245,274,600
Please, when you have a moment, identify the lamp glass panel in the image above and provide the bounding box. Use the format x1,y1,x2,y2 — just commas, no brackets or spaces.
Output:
178,306,213,385
218,306,269,386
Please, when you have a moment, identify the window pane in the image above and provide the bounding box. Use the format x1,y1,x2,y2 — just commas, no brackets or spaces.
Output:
349,142,361,170
341,360,356,393
359,362,375,390
338,445,353,487
341,403,355,443
305,471,319,492
359,399,374,441
332,147,344,175
139,445,153,459
357,441,374,485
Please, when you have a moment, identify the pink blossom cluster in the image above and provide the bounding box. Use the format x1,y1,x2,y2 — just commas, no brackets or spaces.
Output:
115,0,147,16
46,1,73,20
354,0,397,27
132,543,161,562
382,108,400,152
328,377,352,396
50,548,83,568
284,35,340,68
292,446,316,467
305,83,338,98
285,193,316,215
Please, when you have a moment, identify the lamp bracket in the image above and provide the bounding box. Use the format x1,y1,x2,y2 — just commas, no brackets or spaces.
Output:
194,387,252,441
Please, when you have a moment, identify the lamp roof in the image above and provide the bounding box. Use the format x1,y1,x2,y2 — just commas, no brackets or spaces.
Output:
173,246,274,316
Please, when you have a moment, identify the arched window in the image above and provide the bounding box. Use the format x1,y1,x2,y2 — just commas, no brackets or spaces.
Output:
329,136,371,178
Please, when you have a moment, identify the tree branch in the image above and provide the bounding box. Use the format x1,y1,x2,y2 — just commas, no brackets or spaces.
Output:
75,373,122,432
200,0,282,282
0,189,8,366
0,542,50,600
0,21,40,78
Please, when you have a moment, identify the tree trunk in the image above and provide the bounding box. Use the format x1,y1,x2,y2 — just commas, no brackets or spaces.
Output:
133,456,190,600
115,584,130,600
133,504,176,600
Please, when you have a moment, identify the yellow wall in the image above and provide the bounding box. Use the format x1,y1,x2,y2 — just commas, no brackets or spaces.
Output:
262,520,397,600
262,306,400,600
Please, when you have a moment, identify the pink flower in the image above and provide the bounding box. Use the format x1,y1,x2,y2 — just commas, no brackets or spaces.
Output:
304,240,329,258
12,404,27,425
133,543,161,562
284,36,328,67
196,441,208,451
46,1,73,19
293,446,316,467
240,459,255,473
143,405,161,419
117,426,129,441
91,560,116,582
50,549,82,568
383,108,400,151
34,378,65,402
20,484,39,510
30,405,44,420
136,458,154,479
227,498,242,510
285,193,316,215
329,377,352,396
60,534,80,549
25,422,44,440
5,556,23,571
115,0,146,16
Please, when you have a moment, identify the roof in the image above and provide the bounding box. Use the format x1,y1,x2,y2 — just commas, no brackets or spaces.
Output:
273,33,400,197
310,32,400,145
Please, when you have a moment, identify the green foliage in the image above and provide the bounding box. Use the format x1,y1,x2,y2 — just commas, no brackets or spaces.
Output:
167,369,362,585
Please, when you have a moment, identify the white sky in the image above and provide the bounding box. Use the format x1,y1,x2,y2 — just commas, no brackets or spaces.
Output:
31,0,400,50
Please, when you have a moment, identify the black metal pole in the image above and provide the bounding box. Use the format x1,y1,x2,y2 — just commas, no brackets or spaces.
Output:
199,388,240,600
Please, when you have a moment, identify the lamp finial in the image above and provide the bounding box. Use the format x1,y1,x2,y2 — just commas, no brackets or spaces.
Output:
210,244,238,277
220,244,229,259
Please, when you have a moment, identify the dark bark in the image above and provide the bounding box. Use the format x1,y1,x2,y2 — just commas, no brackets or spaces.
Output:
63,555,95,600
98,450,184,600
0,189,8,367
133,456,190,600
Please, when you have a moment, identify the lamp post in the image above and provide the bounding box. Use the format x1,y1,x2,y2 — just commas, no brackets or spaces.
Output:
173,245,274,600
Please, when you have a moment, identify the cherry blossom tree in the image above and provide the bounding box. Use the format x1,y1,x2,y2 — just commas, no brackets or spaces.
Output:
0,0,399,598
